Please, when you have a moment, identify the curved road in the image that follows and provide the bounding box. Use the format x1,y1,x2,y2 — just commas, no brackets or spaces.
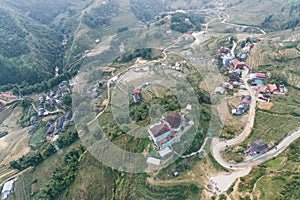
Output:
211,68,300,170
219,12,267,35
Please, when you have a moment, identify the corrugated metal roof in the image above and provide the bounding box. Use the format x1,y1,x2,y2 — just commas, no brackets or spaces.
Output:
147,157,161,166
2,179,14,192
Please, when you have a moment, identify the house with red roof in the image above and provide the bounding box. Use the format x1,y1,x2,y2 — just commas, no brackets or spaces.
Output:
133,87,142,103
134,87,141,94
231,60,249,70
255,73,266,79
267,84,280,94
0,93,18,105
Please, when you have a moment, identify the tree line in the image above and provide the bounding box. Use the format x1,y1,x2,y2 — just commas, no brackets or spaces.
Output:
10,130,79,171
37,145,86,199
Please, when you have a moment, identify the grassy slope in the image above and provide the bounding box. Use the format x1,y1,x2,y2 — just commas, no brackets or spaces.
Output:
11,142,82,200
60,154,202,200
227,0,299,28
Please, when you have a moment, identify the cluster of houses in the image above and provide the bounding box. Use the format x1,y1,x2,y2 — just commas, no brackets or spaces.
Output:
216,65,246,93
37,81,71,117
236,42,253,61
244,139,269,156
232,95,251,116
0,93,18,106
45,110,74,141
29,109,74,141
29,81,74,141
217,45,252,94
219,39,254,69
249,72,287,96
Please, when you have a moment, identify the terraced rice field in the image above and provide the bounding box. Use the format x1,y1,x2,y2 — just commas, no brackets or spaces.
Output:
0,106,14,124
0,165,17,186
13,172,33,200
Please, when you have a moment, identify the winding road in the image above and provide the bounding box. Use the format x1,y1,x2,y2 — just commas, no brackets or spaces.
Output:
219,12,267,35
211,68,257,170
211,56,300,171
209,61,300,194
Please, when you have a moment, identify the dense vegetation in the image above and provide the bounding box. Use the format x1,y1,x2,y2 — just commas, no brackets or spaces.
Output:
0,10,29,58
2,0,90,26
170,12,205,33
38,146,86,200
130,0,165,22
115,48,163,63
56,130,79,149
9,152,44,171
0,0,92,92
279,141,300,199
129,94,181,122
0,9,63,86
10,130,79,171
82,1,119,28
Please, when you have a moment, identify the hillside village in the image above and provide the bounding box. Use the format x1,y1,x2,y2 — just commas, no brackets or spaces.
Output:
0,0,299,199
216,37,289,161
217,38,287,115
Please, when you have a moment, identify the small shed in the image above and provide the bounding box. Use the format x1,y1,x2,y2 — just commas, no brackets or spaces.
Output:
134,87,141,94
214,87,225,95
255,73,266,79
46,125,54,135
186,104,192,112
56,117,64,129
65,111,73,120
158,147,172,158
267,84,279,94
110,76,119,82
237,109,243,115
147,157,161,166
173,172,179,177
232,109,237,115
0,131,8,138
30,116,37,124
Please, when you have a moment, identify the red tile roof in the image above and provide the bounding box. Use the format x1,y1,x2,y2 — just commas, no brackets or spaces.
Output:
150,123,170,137
0,94,17,99
255,73,266,79
134,87,141,94
0,100,7,105
165,112,181,128
267,84,279,93
231,61,249,69
242,98,251,105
